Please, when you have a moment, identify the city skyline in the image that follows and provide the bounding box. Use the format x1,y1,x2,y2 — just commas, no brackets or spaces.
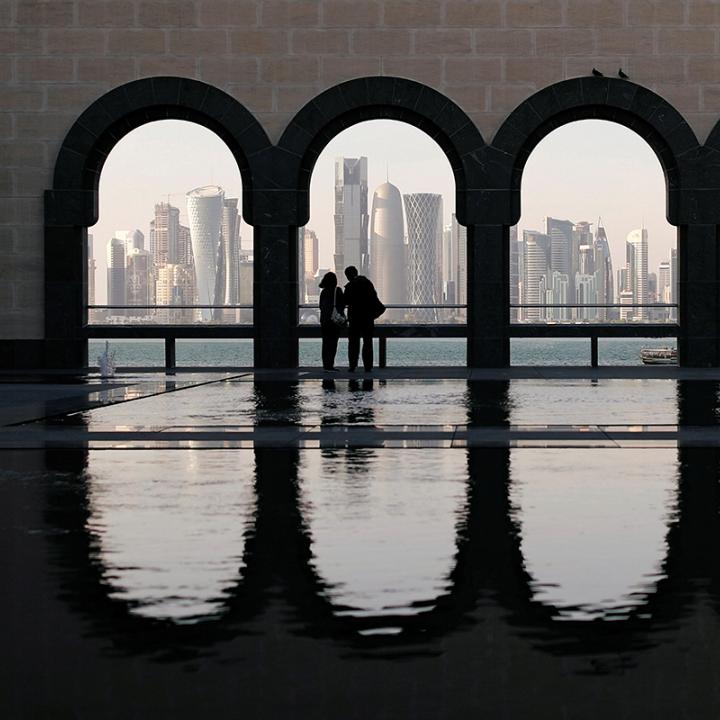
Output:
91,119,677,312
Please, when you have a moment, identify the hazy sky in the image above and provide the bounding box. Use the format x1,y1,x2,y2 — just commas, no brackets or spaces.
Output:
91,118,675,303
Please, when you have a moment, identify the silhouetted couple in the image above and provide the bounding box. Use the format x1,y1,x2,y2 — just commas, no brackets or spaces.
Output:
318,265,385,373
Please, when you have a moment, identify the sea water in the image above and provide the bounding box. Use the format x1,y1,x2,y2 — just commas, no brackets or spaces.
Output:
88,337,678,368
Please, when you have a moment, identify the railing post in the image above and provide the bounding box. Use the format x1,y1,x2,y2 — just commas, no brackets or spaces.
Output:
379,336,387,368
590,336,598,368
165,337,176,374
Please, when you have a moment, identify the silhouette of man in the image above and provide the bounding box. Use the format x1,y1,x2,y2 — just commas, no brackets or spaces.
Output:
343,265,378,372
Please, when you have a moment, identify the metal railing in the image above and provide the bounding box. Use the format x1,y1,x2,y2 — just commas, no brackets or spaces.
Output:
85,302,680,371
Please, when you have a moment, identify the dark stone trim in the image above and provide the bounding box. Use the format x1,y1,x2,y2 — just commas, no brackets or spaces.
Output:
49,77,271,226
491,77,700,225
277,77,486,226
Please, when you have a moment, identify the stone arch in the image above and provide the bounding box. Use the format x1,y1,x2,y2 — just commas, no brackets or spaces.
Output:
490,77,700,226
47,76,270,226
44,77,271,367
275,77,486,227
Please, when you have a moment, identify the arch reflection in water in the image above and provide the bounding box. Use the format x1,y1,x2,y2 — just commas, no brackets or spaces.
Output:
85,449,255,622
510,449,677,620
299,449,467,631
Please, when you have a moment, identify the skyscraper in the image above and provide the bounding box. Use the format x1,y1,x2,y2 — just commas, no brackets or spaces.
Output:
126,248,154,317
404,193,442,322
594,221,614,321
221,197,241,315
116,229,145,256
156,264,195,324
452,214,467,307
509,225,520,321
106,235,126,317
150,203,180,267
670,248,678,321
334,157,368,276
87,233,96,307
521,230,550,322
177,224,192,266
545,217,574,296
370,181,405,320
626,228,649,320
298,227,319,303
187,185,224,322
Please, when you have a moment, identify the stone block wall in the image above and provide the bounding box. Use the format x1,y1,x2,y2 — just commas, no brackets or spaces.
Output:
3,0,720,347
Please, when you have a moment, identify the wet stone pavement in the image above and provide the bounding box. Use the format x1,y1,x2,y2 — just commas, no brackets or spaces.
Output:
4,368,720,718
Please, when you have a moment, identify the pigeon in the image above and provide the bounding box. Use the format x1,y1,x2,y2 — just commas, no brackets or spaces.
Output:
618,68,629,79
592,68,604,77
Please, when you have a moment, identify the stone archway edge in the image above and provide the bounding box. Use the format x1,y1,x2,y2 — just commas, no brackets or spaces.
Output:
48,75,715,227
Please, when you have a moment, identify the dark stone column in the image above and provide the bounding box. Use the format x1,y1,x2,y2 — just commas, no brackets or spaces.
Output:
44,225,87,369
467,224,509,367
253,225,299,368
679,224,720,367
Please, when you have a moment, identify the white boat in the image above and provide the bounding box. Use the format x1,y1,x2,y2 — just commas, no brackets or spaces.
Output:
640,347,677,365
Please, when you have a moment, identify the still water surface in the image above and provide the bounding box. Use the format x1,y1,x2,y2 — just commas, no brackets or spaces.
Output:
25,447,678,627
89,338,678,367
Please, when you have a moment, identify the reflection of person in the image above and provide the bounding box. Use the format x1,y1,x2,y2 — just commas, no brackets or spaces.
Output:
318,272,345,372
343,265,379,372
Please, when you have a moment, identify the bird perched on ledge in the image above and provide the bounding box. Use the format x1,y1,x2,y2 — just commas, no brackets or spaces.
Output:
619,68,629,79
592,68,604,77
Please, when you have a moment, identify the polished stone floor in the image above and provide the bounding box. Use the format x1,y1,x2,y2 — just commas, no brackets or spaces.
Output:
4,368,720,718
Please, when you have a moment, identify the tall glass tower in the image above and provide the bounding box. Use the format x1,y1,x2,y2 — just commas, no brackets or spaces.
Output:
404,193,443,322
221,198,241,312
187,185,224,322
334,157,368,276
370,181,405,320
626,227,649,320
521,230,550,322
106,235,126,317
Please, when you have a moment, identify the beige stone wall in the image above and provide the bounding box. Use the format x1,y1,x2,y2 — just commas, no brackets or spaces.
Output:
3,0,720,338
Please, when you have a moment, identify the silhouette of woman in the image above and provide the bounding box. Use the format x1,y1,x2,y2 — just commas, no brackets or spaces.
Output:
318,272,346,372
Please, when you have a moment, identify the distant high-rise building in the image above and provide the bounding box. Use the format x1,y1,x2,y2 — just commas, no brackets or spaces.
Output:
658,260,672,322
370,181,405,320
404,193,443,321
150,203,180,267
670,248,678,321
626,228,649,320
177,224,192,266
106,236,126,316
116,229,145,257
594,221,614,321
126,248,154,316
549,271,569,321
298,227,320,303
238,258,253,323
509,225,520,321
187,185,224,322
578,244,595,276
87,233,96,307
575,273,597,321
452,215,467,307
545,217,574,295
521,230,550,322
333,157,368,276
156,264,195,324
221,198,241,315
619,289,635,321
